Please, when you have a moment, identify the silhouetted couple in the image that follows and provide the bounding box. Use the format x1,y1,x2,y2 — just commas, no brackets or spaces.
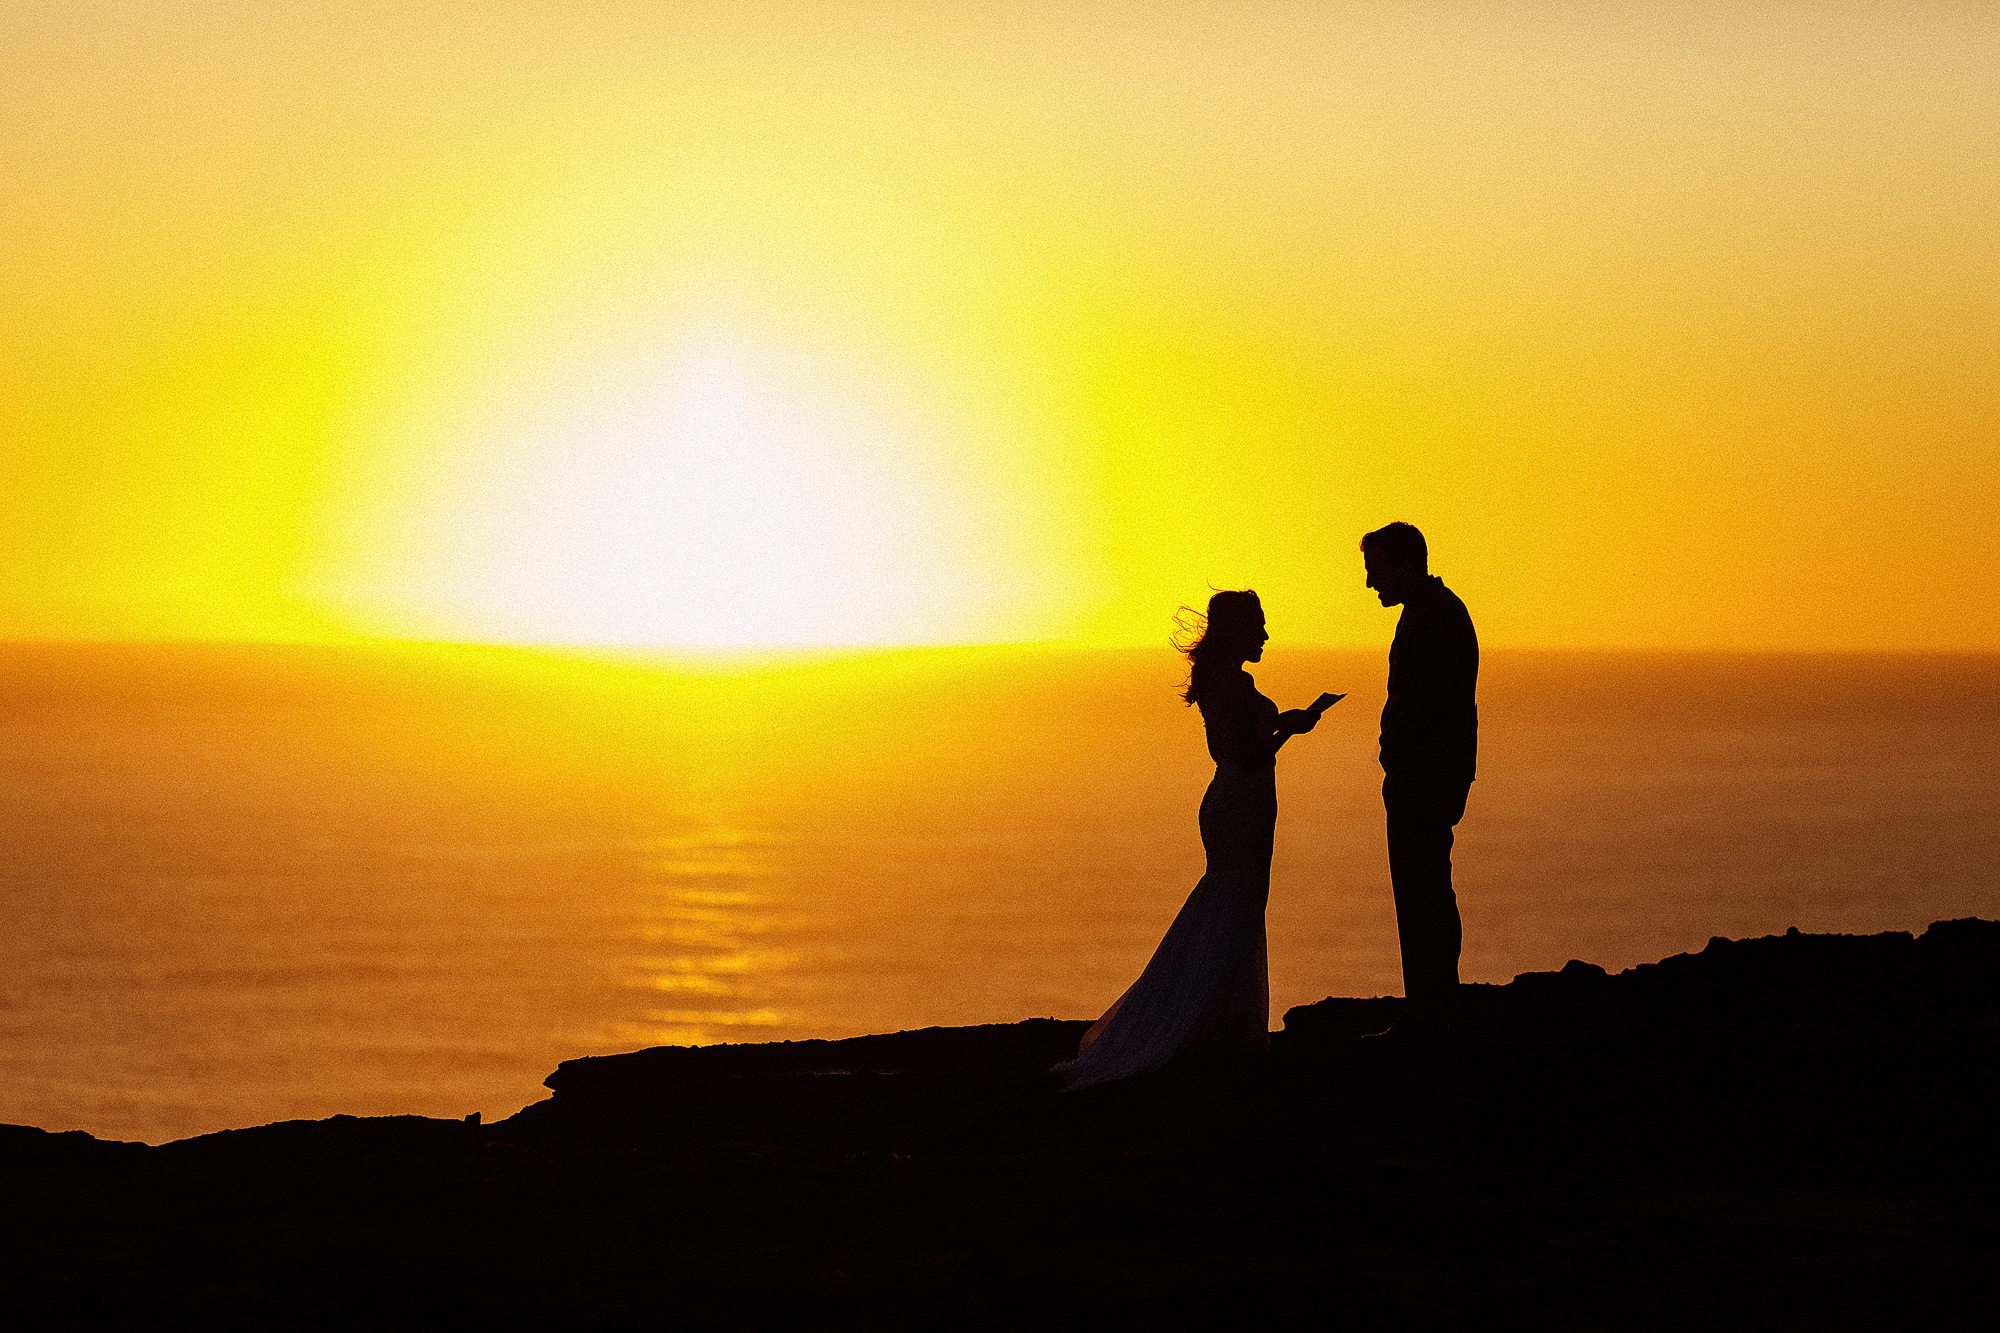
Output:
1056,522,1476,1089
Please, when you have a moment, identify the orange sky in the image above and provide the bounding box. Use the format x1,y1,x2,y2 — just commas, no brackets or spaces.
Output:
3,2,1996,651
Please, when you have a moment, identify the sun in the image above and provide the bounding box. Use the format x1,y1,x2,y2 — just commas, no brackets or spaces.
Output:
313,325,1085,652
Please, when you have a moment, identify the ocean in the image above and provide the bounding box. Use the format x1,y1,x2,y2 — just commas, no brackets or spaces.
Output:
2,643,1994,1143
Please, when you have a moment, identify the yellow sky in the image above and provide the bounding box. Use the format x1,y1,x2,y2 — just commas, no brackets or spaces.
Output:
3,2,1995,650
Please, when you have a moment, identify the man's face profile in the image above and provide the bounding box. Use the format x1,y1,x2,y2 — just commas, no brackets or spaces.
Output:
1364,552,1415,607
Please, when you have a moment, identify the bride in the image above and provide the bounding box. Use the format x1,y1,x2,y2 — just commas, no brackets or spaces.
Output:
1056,590,1337,1090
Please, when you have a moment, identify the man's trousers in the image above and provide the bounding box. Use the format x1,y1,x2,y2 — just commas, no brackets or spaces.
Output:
1383,773,1470,1017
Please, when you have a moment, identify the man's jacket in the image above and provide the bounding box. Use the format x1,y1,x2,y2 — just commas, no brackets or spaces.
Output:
1380,575,1478,788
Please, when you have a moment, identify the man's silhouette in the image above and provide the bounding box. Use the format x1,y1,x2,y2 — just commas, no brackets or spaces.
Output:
1362,522,1477,1036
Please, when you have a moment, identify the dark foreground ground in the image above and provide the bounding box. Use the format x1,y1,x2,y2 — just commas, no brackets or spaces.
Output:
5,921,1996,1330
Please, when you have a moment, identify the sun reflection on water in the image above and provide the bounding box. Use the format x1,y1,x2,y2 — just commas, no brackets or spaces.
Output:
610,826,803,1047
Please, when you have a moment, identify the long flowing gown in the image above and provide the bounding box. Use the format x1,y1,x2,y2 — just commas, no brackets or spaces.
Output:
1055,669,1279,1090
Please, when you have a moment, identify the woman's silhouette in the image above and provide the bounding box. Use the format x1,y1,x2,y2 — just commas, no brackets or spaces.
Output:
1056,590,1331,1089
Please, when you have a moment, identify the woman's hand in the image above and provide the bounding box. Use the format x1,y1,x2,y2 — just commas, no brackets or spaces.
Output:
1277,708,1319,736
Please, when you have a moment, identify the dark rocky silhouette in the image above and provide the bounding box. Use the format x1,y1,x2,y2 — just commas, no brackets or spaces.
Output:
4,919,1995,1329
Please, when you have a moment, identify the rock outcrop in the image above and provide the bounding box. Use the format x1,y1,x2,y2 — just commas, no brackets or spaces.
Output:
4,920,1994,1329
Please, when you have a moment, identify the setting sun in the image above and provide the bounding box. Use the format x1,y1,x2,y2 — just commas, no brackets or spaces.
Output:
312,324,1091,648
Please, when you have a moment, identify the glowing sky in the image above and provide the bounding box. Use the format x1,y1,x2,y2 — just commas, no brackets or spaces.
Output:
4,2,1996,650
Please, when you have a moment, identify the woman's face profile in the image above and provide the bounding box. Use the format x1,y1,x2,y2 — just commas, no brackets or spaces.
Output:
1234,612,1269,664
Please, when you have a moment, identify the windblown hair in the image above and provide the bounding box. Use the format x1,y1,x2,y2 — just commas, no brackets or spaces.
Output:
1175,589,1262,706
1360,521,1428,572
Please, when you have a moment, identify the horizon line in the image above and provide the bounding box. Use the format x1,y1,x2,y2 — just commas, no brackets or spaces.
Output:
1,635,1996,662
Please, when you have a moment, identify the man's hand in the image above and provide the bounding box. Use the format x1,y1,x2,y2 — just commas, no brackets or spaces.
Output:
1279,708,1319,736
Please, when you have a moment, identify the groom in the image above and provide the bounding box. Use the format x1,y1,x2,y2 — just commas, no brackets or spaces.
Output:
1361,522,1477,1037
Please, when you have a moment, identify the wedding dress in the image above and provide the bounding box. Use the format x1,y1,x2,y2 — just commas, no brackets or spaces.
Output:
1056,669,1277,1089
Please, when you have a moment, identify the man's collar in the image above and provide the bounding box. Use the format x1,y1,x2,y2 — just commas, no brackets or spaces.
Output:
1407,574,1445,603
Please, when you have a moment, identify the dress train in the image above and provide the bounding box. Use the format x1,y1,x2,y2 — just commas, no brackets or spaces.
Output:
1055,763,1273,1090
